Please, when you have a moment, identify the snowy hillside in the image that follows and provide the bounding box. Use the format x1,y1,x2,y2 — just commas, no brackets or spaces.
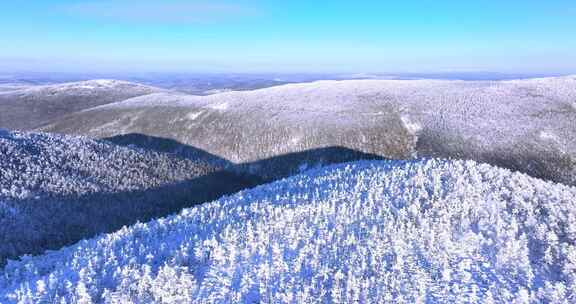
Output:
0,84,33,93
40,76,576,186
1,158,575,303
41,89,419,167
0,130,257,265
0,80,161,130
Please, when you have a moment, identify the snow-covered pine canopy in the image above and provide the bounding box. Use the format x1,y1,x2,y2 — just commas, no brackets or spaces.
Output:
2,158,575,303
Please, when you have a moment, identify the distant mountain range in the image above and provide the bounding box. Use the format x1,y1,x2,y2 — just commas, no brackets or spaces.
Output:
0,71,563,94
21,76,575,186
0,80,160,130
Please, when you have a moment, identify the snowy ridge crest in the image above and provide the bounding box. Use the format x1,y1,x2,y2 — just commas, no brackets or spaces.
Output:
0,130,230,266
1,158,575,303
0,80,162,131
40,76,576,186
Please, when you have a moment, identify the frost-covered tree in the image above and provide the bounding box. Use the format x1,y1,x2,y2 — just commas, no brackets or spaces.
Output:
1,158,575,302
40,76,576,186
0,130,256,266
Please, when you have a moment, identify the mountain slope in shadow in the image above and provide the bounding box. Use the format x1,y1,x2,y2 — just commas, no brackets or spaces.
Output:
3,158,576,302
104,133,388,181
0,130,255,266
40,77,576,186
1,130,389,266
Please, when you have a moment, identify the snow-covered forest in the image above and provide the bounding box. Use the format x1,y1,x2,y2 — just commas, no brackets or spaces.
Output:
39,76,576,186
0,76,575,303
0,130,257,266
2,0,576,299
0,80,160,130
1,158,575,303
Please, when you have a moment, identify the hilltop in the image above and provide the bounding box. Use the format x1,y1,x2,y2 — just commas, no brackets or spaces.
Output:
0,130,256,265
40,76,576,185
2,158,575,302
0,80,161,130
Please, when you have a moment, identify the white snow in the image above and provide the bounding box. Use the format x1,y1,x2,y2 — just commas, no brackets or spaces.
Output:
208,102,229,111
91,79,120,87
289,136,302,144
96,92,206,109
187,111,205,120
2,158,575,303
539,131,560,142
41,76,576,185
24,80,148,94
0,79,164,131
0,130,223,266
400,115,422,135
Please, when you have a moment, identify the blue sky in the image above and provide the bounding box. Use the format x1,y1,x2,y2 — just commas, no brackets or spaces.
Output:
1,0,575,73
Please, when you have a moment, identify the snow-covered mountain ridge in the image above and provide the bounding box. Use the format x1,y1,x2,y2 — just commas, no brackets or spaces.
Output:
0,129,256,266
41,76,576,186
1,158,575,303
0,80,162,130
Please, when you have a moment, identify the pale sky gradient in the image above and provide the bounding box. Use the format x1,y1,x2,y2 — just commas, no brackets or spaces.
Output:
1,0,575,73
